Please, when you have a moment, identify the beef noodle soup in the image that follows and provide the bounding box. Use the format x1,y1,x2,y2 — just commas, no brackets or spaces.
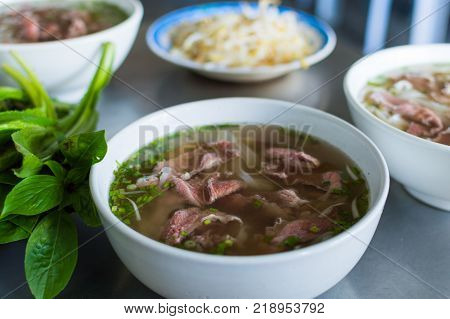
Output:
110,125,369,256
361,64,450,146
0,1,128,43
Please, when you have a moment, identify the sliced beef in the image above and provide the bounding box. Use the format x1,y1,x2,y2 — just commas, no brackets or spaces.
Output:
430,91,450,105
262,163,344,194
270,217,334,245
197,152,223,172
207,140,240,159
5,8,102,43
21,14,40,42
171,176,243,207
162,208,204,245
396,74,432,93
171,177,205,207
264,189,308,208
434,128,450,146
370,91,444,137
260,149,346,194
150,140,240,184
396,74,450,105
265,147,320,172
162,208,242,247
204,177,244,204
407,122,428,137
321,171,342,192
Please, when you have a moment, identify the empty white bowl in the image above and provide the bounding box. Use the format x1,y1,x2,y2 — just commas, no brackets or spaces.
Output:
90,98,389,298
344,44,450,211
0,0,143,101
146,2,336,82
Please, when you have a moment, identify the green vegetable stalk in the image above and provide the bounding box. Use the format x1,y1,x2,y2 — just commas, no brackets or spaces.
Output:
0,43,115,299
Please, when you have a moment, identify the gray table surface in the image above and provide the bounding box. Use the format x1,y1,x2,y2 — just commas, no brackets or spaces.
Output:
1,12,450,299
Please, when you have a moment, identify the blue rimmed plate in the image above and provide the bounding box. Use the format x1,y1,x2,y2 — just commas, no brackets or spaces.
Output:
147,2,336,82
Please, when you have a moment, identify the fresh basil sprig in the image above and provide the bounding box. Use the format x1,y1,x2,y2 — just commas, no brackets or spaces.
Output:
0,43,115,298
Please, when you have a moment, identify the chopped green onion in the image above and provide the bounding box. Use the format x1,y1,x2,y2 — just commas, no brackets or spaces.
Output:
309,225,320,233
282,236,301,248
224,239,233,246
214,238,234,255
126,184,137,191
252,198,263,208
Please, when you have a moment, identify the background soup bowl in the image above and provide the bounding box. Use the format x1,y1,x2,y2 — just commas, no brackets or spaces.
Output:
90,98,389,298
146,2,336,82
344,44,450,211
0,0,143,101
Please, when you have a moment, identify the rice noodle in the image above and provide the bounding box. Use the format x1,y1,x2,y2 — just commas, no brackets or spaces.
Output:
230,132,275,190
319,202,344,217
159,167,172,186
180,172,191,180
346,165,358,181
351,197,360,219
126,197,141,222
229,133,259,188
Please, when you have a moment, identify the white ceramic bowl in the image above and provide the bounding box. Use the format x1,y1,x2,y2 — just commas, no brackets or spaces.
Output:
344,44,450,211
0,0,143,101
146,2,336,82
90,98,389,298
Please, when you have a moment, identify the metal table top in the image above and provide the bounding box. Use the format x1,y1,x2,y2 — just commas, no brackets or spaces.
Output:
1,8,449,299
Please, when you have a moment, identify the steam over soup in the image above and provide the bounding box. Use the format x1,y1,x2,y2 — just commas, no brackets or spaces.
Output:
0,1,128,43
361,64,450,146
110,125,369,256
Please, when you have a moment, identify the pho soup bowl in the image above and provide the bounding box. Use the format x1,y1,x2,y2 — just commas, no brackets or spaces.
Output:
0,0,143,101
90,98,389,298
344,44,450,211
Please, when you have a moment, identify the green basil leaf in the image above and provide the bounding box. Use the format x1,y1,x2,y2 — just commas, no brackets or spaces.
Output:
11,127,56,178
0,121,45,145
0,109,54,126
13,153,42,178
0,214,39,244
65,166,90,187
1,175,63,218
0,121,43,133
0,184,37,244
12,127,56,154
0,219,29,244
9,214,39,233
44,160,66,180
70,183,101,227
25,210,78,299
59,130,107,167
